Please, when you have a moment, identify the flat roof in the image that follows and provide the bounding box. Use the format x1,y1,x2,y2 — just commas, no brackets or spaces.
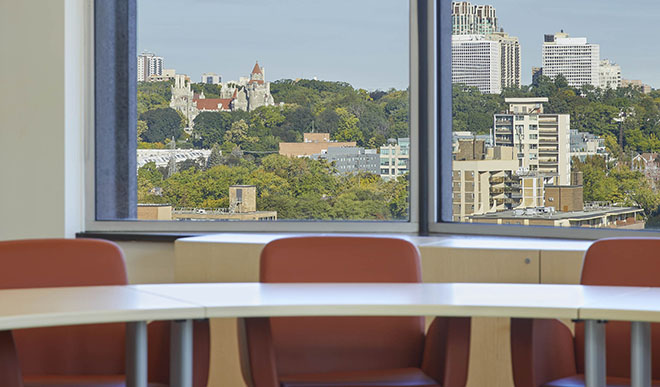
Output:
470,207,643,221
504,98,549,103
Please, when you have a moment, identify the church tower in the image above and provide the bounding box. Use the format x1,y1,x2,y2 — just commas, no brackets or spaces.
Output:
246,61,274,111
250,62,265,84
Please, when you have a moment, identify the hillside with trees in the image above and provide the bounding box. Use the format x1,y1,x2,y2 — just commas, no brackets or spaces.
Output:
137,79,410,220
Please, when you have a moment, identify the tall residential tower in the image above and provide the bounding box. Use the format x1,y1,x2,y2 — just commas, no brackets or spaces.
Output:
493,98,571,185
452,1,498,35
542,32,600,88
452,35,501,94
137,51,163,82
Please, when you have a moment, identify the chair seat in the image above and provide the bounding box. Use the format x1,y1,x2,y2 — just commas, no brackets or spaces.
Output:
24,375,167,387
280,367,440,386
543,374,660,387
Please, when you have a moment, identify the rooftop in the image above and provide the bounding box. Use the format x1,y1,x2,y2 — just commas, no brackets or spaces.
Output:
470,206,643,221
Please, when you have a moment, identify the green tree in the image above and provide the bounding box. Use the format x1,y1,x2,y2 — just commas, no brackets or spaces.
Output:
193,111,233,148
333,107,364,145
140,108,183,143
223,119,259,149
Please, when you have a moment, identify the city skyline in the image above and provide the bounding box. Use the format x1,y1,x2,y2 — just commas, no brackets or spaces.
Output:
139,1,658,90
494,0,658,87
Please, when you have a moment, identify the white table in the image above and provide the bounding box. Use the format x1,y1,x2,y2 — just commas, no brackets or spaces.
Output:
0,283,656,387
0,286,204,387
580,288,660,387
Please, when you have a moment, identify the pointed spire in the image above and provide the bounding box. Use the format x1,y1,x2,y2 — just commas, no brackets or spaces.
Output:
232,88,238,99
251,61,263,75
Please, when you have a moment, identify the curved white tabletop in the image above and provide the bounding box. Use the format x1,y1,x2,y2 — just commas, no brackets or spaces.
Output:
0,283,653,329
0,283,657,387
131,282,650,320
0,286,204,331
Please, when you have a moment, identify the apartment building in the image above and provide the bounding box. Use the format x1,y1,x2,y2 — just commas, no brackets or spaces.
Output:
451,1,498,35
452,35,501,94
452,144,545,222
599,60,621,89
542,32,600,88
380,138,410,180
493,98,571,185
137,51,163,82
488,32,521,89
569,129,607,162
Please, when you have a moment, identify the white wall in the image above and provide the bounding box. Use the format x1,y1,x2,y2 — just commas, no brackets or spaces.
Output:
0,0,85,240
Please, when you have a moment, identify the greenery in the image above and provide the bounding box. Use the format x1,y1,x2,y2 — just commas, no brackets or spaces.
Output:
452,76,660,224
453,76,660,156
137,74,660,223
138,155,409,220
137,79,411,220
139,108,184,143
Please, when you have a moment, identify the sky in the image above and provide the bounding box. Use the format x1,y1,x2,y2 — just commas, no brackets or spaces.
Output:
137,0,410,91
138,0,659,90
492,0,659,88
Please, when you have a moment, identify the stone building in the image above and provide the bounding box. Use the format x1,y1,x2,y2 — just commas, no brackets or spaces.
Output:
170,62,275,128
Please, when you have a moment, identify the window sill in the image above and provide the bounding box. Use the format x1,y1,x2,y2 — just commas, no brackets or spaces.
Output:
78,231,593,252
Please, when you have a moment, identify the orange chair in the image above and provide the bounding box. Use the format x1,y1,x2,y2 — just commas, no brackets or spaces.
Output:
511,238,660,387
0,238,209,387
240,236,471,387
0,331,23,387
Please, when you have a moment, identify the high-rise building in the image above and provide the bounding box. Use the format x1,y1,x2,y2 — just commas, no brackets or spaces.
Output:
452,35,501,94
599,60,621,89
542,32,600,88
493,98,571,185
137,51,163,82
488,32,521,89
452,1,498,35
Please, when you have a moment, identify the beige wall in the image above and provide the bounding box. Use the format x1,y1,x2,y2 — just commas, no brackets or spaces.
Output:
0,0,85,240
279,141,356,157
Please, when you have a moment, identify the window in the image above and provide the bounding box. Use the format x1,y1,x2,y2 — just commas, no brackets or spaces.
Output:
92,0,656,239
89,0,422,233
438,0,659,239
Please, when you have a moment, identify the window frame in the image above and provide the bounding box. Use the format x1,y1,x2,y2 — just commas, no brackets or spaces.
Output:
85,0,423,234
85,0,659,240
427,0,660,240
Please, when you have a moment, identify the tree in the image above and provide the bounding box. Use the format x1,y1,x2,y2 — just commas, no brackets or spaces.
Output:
333,107,364,145
140,108,183,143
193,112,233,148
190,83,222,98
223,119,259,149
137,120,148,141
206,144,223,169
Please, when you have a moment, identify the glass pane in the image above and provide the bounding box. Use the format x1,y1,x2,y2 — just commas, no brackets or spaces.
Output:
136,0,410,222
450,0,655,230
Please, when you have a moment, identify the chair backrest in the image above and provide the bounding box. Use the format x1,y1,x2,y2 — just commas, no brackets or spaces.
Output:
0,239,128,376
0,331,22,387
255,236,426,376
575,238,660,378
